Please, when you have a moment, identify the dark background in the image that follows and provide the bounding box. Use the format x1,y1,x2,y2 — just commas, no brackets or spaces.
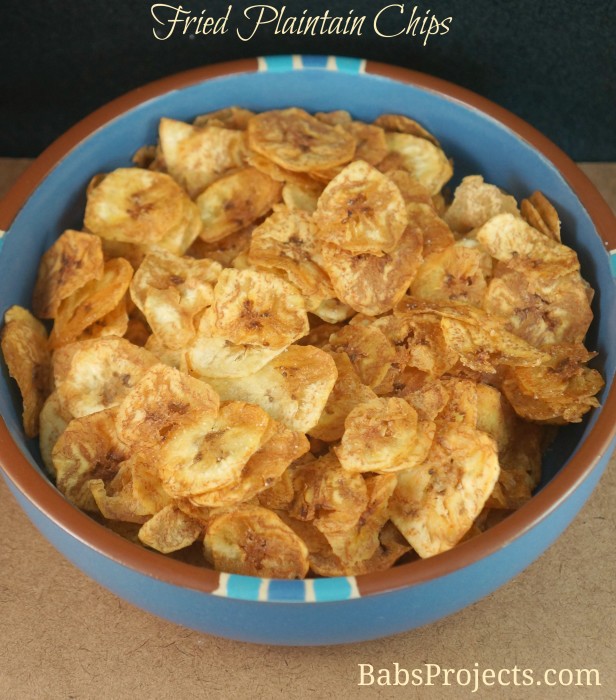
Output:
0,0,614,160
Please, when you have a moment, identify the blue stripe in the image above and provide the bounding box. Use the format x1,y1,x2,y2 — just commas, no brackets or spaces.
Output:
334,56,364,73
268,579,306,601
313,577,353,602
261,55,294,72
0,236,4,257
301,55,328,69
610,251,616,278
226,574,262,601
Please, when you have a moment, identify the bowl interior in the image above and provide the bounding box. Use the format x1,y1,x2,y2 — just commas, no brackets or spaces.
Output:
1,65,614,540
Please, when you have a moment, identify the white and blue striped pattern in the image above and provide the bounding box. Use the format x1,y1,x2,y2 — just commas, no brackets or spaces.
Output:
257,54,365,74
213,573,360,603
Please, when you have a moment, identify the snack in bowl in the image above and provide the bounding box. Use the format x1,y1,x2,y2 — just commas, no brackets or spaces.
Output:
0,104,605,581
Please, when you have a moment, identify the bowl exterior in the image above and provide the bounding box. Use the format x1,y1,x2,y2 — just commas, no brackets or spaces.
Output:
1,55,615,645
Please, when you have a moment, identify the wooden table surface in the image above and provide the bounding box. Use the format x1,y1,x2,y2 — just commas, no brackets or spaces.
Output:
1,159,614,700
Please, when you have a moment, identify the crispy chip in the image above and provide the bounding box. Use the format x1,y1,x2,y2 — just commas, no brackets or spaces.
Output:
204,344,337,433
84,168,202,253
196,166,282,243
379,132,452,195
374,113,441,147
52,408,127,511
185,225,253,267
54,337,158,418
248,205,334,309
443,175,520,234
328,322,401,389
502,343,604,424
157,401,271,499
391,422,500,557
138,504,203,553
208,268,309,349
308,351,377,442
320,223,423,316
130,251,222,349
475,213,579,279
89,465,151,524
247,107,356,173
483,263,593,347
39,392,72,477
410,240,492,307
78,295,129,341
115,363,219,448
520,191,561,241
159,117,247,197
335,397,435,474
203,504,309,578
190,420,308,508
32,230,104,319
1,306,51,437
314,160,408,255
49,258,133,348
185,311,284,379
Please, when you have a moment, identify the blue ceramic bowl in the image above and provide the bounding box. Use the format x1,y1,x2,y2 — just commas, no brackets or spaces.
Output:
1,56,615,645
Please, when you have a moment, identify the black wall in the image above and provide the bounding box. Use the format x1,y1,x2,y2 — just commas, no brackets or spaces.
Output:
1,1,614,160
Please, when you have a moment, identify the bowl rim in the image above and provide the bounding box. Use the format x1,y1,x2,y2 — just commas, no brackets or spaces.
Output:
1,55,615,602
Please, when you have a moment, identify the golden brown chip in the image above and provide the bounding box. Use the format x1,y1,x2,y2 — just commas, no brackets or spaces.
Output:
348,121,390,165
308,351,377,442
203,504,309,578
320,223,423,316
483,264,593,347
328,322,401,389
157,401,271,499
208,268,309,349
410,240,492,307
185,311,285,379
248,205,334,309
32,230,104,319
290,452,368,529
443,175,520,234
398,377,451,422
190,420,308,508
84,168,202,253
196,167,282,243
204,344,337,433
185,225,253,267
384,311,459,378
1,306,52,437
54,337,158,418
52,408,127,512
379,132,452,195
88,464,151,524
325,473,398,566
138,504,203,553
440,314,547,374
49,257,133,348
247,107,356,173
520,191,561,241
314,160,408,255
193,106,255,130
159,117,248,197
502,343,604,424
335,397,435,474
390,422,500,557
115,363,219,448
39,392,72,477
475,213,579,279
78,295,129,341
130,250,222,349
281,180,324,213
374,113,441,147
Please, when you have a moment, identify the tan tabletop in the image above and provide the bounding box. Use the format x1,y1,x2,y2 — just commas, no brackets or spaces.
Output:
0,159,614,700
